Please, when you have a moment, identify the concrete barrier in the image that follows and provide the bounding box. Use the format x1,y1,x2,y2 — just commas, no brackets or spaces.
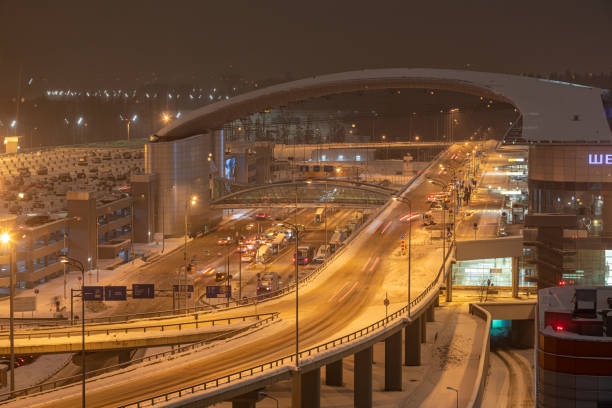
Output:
466,303,491,408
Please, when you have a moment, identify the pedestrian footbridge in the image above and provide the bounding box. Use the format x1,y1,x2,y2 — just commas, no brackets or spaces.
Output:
210,178,397,209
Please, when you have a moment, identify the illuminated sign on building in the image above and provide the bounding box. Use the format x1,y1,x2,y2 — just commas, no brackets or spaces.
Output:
588,154,612,165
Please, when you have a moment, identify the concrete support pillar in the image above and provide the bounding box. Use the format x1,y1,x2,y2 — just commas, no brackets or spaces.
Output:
512,256,519,298
426,305,435,322
434,290,440,307
420,316,427,343
384,330,402,391
291,369,320,408
354,347,372,408
405,320,421,366
325,359,343,386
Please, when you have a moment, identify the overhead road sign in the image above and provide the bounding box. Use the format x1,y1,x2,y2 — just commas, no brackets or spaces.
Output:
132,284,155,299
206,285,232,298
83,286,104,301
105,286,127,301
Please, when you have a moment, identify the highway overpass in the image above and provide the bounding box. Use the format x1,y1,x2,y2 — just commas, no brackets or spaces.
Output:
4,143,475,408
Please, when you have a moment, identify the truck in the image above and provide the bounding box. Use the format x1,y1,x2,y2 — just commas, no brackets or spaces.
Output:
293,245,314,265
314,208,325,223
423,209,446,226
255,244,273,263
329,230,346,250
313,244,332,263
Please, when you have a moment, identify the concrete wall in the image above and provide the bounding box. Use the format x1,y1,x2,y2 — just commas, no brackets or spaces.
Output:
146,133,222,236
455,236,523,261
530,144,612,183
67,191,97,270
131,173,157,243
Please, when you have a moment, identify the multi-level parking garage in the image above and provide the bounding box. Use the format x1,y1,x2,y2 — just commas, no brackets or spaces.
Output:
0,146,144,288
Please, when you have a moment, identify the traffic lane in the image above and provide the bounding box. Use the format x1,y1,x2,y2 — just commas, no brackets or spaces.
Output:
16,214,398,408
14,151,467,407
88,217,266,317
223,208,359,291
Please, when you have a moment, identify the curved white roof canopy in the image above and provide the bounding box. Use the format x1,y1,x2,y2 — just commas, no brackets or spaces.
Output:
153,68,611,144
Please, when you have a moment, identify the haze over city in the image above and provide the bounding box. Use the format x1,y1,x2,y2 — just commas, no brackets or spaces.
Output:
0,2,609,408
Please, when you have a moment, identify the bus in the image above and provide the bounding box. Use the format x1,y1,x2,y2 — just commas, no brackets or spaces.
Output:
314,208,325,223
293,245,314,265
255,244,273,263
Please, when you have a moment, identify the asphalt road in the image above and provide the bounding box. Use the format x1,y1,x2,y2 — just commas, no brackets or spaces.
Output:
7,143,481,408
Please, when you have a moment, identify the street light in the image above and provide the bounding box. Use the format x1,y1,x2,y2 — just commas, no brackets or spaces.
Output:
447,386,459,408
277,220,300,367
183,195,198,313
392,195,413,317
121,114,138,142
258,391,279,408
1,232,15,395
59,256,86,408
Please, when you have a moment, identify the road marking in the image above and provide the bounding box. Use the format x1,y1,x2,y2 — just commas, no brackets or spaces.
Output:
369,256,380,272
380,221,392,235
337,281,359,303
361,255,374,272
327,281,351,303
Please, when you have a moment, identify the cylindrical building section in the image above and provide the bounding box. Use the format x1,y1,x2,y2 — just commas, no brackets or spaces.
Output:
145,133,222,236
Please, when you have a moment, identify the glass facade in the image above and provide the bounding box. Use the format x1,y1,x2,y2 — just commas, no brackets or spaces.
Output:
453,255,535,288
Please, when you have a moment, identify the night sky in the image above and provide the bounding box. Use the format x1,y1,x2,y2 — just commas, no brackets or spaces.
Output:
1,0,611,95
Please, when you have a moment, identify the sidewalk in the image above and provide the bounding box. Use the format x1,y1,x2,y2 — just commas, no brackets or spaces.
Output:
237,301,487,408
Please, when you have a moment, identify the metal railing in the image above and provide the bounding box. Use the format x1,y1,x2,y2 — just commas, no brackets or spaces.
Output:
0,312,279,402
2,148,450,334
2,148,455,406
0,312,278,341
117,245,454,408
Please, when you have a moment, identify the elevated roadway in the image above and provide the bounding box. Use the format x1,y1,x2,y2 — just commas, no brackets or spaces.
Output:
5,142,477,408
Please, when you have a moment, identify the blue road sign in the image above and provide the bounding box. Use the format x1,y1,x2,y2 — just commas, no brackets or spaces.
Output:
83,286,103,301
173,284,194,293
132,284,155,299
400,233,406,239
104,286,127,301
206,285,232,298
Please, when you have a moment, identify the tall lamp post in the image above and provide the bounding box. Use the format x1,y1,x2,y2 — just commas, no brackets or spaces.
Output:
59,256,85,408
447,386,459,408
184,195,197,313
1,232,15,395
392,196,413,316
120,114,138,142
277,221,300,367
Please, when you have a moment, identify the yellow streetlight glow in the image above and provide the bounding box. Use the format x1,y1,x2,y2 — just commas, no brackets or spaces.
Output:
18,193,24,199
0,232,10,244
351,124,356,128
162,113,171,123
